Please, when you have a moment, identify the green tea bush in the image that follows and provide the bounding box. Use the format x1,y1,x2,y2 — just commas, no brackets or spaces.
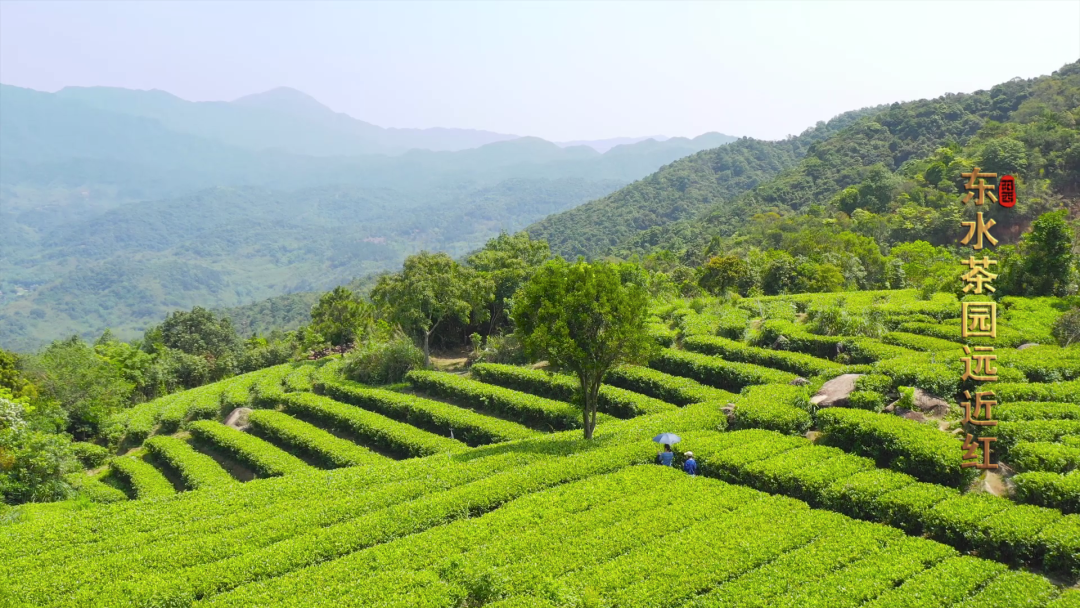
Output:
1013,471,1080,514
406,370,604,431
757,319,915,363
731,384,812,435
604,365,735,405
994,420,1080,453
248,364,296,408
988,379,1080,403
109,456,175,500
187,420,312,478
683,335,843,377
898,321,1027,347
882,331,963,353
248,410,388,468
650,348,796,392
816,408,972,487
74,477,128,504
997,345,1080,382
1011,442,1080,474
873,356,963,397
319,378,540,445
849,390,886,412
70,442,110,469
646,321,677,347
996,401,1080,421
468,363,677,418
280,391,467,458
855,373,894,394
144,435,236,490
681,429,1075,576
1040,515,1080,581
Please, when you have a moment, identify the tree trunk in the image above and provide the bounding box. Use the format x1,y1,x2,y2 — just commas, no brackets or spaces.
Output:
580,371,600,440
423,331,431,368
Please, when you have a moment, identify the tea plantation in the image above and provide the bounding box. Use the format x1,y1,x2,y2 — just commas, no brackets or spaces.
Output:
3,290,1079,607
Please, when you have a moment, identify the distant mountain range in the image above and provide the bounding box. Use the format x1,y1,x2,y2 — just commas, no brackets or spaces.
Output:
0,83,737,350
555,136,670,153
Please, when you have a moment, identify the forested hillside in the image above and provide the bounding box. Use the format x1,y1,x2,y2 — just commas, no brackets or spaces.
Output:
532,61,1080,262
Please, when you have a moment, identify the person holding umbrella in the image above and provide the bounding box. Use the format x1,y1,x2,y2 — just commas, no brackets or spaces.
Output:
653,433,680,467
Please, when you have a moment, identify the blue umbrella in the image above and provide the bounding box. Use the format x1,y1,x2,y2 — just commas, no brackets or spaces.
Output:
653,433,681,445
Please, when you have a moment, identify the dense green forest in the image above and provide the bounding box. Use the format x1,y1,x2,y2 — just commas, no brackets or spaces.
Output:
531,61,1080,262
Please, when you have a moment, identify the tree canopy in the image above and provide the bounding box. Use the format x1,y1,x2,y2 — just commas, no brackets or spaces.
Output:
511,259,652,439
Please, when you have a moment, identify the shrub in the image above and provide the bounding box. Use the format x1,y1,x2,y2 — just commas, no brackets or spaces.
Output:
996,345,1080,382
855,374,894,394
882,331,963,353
996,402,1080,421
849,391,886,412
649,349,796,393
279,391,467,458
248,410,388,468
731,384,813,435
1013,471,1080,514
187,420,312,478
109,456,175,500
73,476,128,504
987,379,1080,403
144,435,236,490
318,378,540,446
646,321,677,347
343,335,425,385
994,420,1080,454
1040,515,1080,581
70,442,111,469
898,320,1027,347
468,363,677,418
683,335,843,377
406,370,599,431
816,408,973,487
1010,442,1080,474
604,365,735,405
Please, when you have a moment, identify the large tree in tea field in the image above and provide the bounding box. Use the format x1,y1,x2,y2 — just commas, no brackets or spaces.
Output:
512,259,652,439
372,251,491,366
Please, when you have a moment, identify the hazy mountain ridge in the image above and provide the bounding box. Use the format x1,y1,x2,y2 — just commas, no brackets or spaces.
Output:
0,82,741,350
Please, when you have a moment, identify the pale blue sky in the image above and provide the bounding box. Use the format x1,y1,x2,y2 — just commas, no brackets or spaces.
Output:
1,1,1078,141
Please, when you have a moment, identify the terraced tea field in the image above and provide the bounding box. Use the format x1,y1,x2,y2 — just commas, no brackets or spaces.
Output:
3,290,1078,607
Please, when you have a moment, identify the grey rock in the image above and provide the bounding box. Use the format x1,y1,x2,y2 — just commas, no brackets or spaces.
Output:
223,407,253,431
810,373,863,408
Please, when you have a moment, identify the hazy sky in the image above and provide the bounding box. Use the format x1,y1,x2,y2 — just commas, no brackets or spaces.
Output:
2,1,1078,142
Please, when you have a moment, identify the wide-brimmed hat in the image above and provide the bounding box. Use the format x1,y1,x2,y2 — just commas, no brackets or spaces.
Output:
684,451,693,457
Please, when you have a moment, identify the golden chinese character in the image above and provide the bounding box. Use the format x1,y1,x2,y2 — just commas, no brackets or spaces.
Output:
962,434,997,469
961,302,997,338
961,256,998,294
960,212,999,250
961,167,998,206
961,390,997,426
961,345,998,381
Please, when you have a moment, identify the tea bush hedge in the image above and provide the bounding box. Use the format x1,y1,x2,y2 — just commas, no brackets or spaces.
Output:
187,420,312,478
109,455,175,500
650,348,796,392
248,409,389,468
604,364,736,405
319,378,540,445
279,391,467,458
144,435,236,490
816,408,972,487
